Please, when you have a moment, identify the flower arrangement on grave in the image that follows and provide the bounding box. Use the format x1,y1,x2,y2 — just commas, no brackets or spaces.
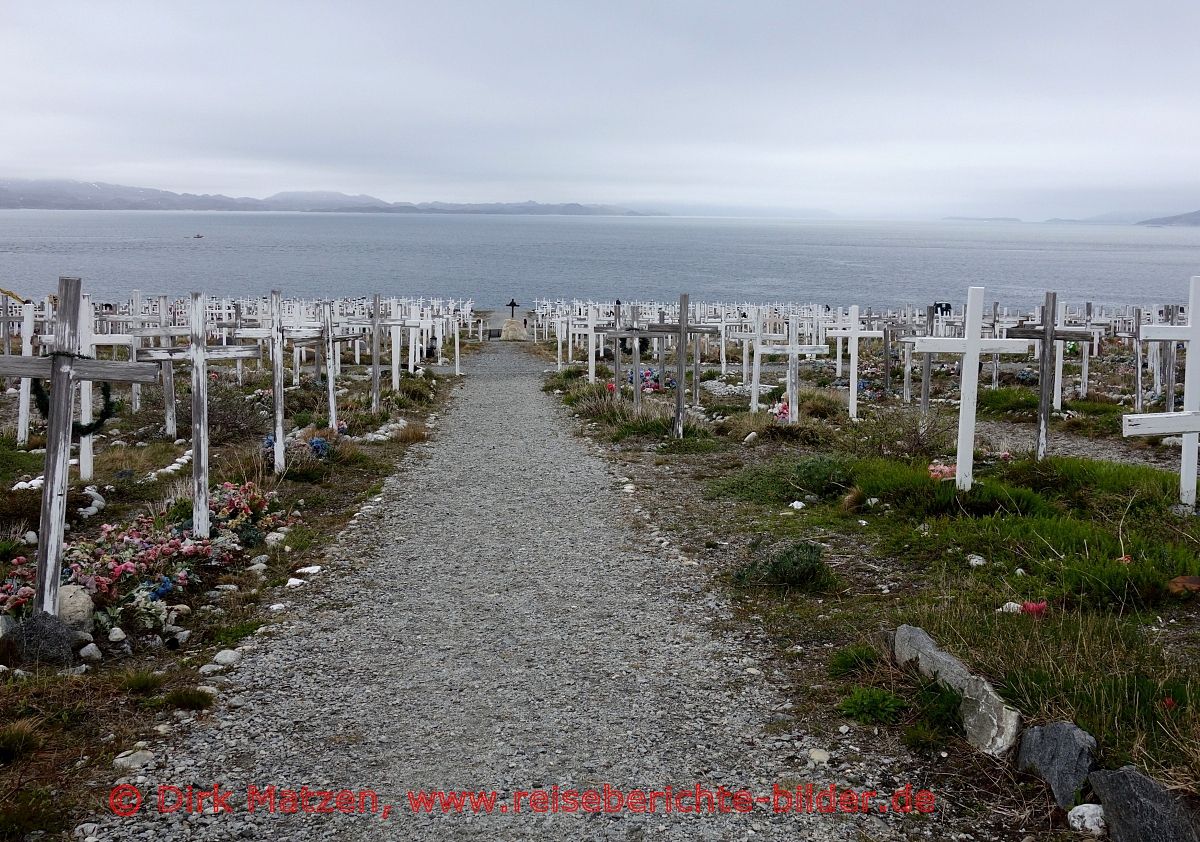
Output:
770,401,790,421
928,461,957,480
0,556,35,614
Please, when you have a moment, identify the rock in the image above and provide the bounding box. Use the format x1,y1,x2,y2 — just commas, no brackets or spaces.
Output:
78,643,103,662
967,553,987,567
499,318,528,341
247,563,268,574
113,750,155,771
1089,765,1199,842
58,664,89,676
23,530,36,545
174,630,192,645
808,748,830,765
999,601,1023,613
743,431,758,445
57,584,95,633
213,649,242,666
0,614,16,639
285,577,306,588
73,822,100,838
892,624,1020,757
250,555,270,567
789,501,806,510
196,685,220,696
1017,722,1097,809
108,626,127,643
13,611,78,665
265,532,286,547
295,565,322,575
198,663,225,676
214,583,240,592
1067,804,1107,836
1167,575,1200,595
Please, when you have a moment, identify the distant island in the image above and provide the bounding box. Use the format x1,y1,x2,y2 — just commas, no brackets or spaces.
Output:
0,179,653,216
1137,209,1200,226
942,216,1022,223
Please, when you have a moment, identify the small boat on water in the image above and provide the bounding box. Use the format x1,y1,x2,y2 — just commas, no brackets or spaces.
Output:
192,234,204,238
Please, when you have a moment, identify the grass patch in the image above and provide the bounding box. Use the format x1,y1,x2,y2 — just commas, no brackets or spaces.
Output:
209,619,265,647
163,688,215,710
0,718,42,764
119,670,166,696
827,643,880,678
733,541,839,592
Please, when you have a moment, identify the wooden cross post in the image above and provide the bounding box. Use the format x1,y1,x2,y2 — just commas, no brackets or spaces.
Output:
137,293,262,532
643,294,719,438
905,287,1032,491
1005,292,1095,461
824,306,883,419
1122,276,1200,507
783,314,830,423
0,277,160,615
16,301,34,447
597,303,650,413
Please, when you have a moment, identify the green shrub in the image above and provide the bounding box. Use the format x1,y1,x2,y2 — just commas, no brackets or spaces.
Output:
838,686,907,724
0,717,42,763
708,457,851,505
977,387,1039,417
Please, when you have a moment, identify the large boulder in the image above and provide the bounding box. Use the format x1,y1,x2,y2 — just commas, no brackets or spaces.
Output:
1089,766,1199,842
499,319,528,341
892,624,1021,757
1017,722,1097,809
13,611,77,665
57,584,95,633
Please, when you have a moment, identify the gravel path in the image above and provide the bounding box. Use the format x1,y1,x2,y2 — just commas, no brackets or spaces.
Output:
91,344,883,842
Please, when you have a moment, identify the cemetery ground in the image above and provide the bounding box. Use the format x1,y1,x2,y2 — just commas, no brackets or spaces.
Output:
0,338,462,838
538,337,1200,838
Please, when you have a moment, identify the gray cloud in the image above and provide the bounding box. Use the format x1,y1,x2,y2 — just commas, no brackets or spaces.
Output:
2,0,1198,218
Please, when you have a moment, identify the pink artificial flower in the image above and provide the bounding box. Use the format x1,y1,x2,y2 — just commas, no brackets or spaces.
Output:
1021,600,1048,618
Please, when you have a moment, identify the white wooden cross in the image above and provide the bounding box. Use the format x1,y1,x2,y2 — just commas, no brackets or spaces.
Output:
781,314,830,423
747,313,828,415
1122,276,1200,507
0,277,161,616
905,287,1032,491
596,301,649,412
824,305,883,419
137,293,263,533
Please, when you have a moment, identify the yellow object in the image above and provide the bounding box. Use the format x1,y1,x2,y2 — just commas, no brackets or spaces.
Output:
0,286,25,303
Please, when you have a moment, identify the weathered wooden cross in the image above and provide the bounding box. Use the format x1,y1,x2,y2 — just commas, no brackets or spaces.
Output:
643,294,719,438
747,313,828,416
824,306,883,419
1122,276,1200,507
596,301,650,412
1005,291,1095,461
0,277,161,616
905,286,1032,491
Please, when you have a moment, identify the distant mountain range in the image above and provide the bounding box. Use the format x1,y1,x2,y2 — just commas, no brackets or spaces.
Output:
0,179,652,216
1137,209,1200,226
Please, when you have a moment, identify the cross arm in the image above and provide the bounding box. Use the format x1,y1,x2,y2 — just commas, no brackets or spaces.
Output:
905,337,1031,354
1123,411,1200,437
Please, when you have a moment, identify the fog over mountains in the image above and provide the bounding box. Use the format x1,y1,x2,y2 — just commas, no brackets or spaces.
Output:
0,179,650,216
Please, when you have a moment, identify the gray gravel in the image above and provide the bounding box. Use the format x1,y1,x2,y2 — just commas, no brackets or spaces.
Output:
92,344,911,841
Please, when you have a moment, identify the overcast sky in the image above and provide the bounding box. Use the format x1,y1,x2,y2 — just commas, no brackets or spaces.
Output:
2,1,1198,219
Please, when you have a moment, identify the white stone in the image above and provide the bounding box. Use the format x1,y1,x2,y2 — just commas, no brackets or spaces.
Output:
295,565,322,575
808,748,831,765
212,649,241,666
269,603,286,611
108,627,127,642
198,663,225,676
999,602,1023,613
23,530,37,545
113,750,155,771
789,501,806,510
285,577,306,588
78,643,103,662
57,584,95,632
1066,803,1106,835
967,554,987,567
196,685,220,696
743,431,758,444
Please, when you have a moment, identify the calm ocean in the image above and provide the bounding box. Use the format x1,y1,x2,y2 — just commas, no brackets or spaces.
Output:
1,210,1198,309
